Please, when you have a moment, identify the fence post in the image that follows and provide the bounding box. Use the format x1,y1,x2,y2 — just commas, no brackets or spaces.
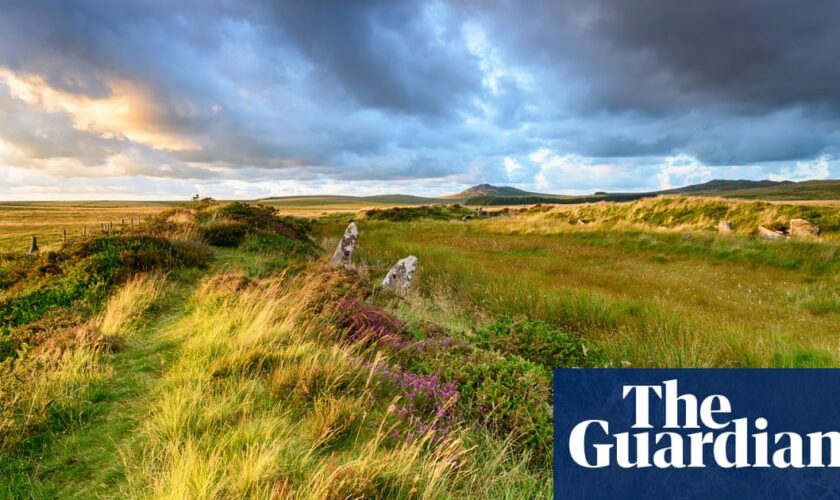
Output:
28,235,38,254
83,225,87,238
63,228,67,243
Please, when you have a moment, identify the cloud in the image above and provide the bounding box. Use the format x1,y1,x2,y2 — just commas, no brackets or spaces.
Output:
655,154,714,189
768,156,831,182
0,68,200,151
0,0,838,199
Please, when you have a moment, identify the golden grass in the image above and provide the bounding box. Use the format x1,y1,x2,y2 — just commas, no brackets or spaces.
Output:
0,202,170,253
121,271,473,498
333,214,840,368
98,273,168,341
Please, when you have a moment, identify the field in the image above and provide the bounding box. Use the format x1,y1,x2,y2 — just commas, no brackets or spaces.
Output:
316,214,840,368
1,195,839,497
0,202,176,253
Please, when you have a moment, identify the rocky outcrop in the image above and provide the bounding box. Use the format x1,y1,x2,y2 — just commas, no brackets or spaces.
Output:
718,221,733,235
381,256,418,295
789,219,820,239
330,222,358,267
758,226,786,240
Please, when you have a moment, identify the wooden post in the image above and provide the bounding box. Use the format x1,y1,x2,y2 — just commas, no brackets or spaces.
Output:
28,235,38,254
63,228,67,243
83,225,87,238
121,218,125,226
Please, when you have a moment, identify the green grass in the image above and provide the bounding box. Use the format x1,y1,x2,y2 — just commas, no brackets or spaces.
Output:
4,194,840,497
1,201,553,498
0,269,202,497
315,214,840,368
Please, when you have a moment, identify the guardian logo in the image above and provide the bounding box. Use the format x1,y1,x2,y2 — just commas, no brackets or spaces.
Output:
554,370,840,499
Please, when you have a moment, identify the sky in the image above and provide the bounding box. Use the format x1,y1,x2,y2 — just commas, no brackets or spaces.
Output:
1,0,839,200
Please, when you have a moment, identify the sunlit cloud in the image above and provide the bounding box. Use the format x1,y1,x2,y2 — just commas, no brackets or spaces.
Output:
0,68,199,151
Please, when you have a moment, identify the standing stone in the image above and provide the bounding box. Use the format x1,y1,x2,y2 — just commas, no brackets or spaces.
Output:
789,219,820,239
718,221,733,235
758,226,786,240
381,256,418,295
28,235,39,254
330,222,358,267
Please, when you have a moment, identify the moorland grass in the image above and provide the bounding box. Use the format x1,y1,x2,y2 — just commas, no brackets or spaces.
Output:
2,200,554,498
317,209,840,368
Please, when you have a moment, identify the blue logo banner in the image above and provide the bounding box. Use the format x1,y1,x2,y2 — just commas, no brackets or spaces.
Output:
554,369,840,499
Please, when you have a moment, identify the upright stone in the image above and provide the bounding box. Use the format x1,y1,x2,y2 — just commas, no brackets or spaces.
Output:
758,226,785,240
718,221,733,235
28,235,39,254
330,222,358,267
789,218,819,239
381,256,418,295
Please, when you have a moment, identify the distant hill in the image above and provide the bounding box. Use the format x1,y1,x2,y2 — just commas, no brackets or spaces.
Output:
442,184,549,199
256,193,442,211
663,179,840,201
256,179,840,211
453,179,840,205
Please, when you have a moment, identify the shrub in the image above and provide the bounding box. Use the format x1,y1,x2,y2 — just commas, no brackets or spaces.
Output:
216,202,277,229
474,315,603,368
239,232,315,257
363,205,472,222
334,298,406,344
435,349,552,464
200,221,248,247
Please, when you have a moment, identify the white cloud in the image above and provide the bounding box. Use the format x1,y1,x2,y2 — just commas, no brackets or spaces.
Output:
768,156,831,182
503,156,523,177
655,153,714,189
529,148,622,192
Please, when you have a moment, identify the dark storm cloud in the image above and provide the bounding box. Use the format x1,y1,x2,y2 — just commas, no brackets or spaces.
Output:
0,0,839,198
468,0,840,113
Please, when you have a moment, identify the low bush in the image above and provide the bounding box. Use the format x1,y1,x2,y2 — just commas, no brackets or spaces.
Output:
200,221,248,247
474,315,604,368
364,205,471,222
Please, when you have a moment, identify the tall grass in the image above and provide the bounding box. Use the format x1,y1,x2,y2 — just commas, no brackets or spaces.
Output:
324,214,840,368
1,273,166,454
496,195,840,236
123,269,550,498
